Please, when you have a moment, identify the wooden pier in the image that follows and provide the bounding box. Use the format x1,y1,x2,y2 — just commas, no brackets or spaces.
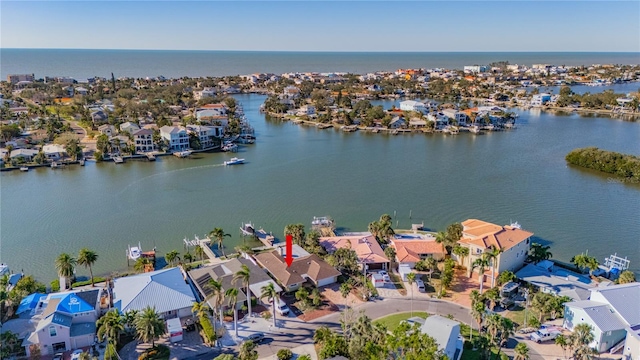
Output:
255,229,277,247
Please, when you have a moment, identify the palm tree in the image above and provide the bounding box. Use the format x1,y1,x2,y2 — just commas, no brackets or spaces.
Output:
484,247,502,288
471,301,486,334
556,334,569,359
471,256,490,294
134,306,166,347
260,282,278,328
571,254,599,276
77,248,98,287
407,272,416,317
570,323,596,360
191,301,207,318
239,340,258,360
225,288,239,338
617,270,636,284
165,250,180,266
284,224,305,246
452,245,469,268
206,279,224,329
528,243,553,264
485,313,502,349
183,252,194,263
498,317,515,355
339,282,351,309
194,245,205,262
514,342,530,360
424,257,438,279
233,264,252,318
209,228,231,257
97,309,125,346
134,257,152,273
55,253,77,290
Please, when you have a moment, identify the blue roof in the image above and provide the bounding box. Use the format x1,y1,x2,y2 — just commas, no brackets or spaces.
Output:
16,293,47,315
56,292,95,314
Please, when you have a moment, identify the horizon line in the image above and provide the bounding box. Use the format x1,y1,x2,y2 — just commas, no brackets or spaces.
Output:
2,48,639,54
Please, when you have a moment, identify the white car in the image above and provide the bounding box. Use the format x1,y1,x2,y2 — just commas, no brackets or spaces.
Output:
71,349,85,360
530,328,562,343
378,270,391,282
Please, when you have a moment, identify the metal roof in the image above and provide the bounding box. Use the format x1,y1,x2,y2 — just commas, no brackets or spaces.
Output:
420,315,460,359
566,300,628,332
113,267,196,314
70,322,97,337
589,283,640,327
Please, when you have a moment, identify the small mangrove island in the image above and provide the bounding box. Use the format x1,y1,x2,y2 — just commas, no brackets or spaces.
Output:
566,147,640,181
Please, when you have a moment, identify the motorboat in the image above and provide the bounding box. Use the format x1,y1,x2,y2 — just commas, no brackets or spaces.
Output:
51,161,59,169
469,125,483,134
312,216,334,228
240,222,255,236
20,166,29,172
173,150,192,158
224,157,245,165
127,243,142,261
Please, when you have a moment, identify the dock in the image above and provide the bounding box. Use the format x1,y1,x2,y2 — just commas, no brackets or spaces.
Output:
255,229,277,247
183,235,223,264
146,153,156,161
113,156,124,164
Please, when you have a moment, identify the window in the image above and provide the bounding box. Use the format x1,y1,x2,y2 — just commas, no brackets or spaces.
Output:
49,326,57,337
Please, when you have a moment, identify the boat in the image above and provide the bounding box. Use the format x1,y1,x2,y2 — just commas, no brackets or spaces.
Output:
224,157,245,165
79,159,85,166
240,222,255,236
173,150,192,158
127,242,142,261
504,122,517,129
51,161,59,169
113,156,124,164
469,125,483,134
483,124,496,131
222,142,238,152
20,166,29,172
312,216,334,228
146,153,156,161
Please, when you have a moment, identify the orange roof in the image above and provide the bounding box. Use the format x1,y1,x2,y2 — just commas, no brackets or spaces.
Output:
200,104,226,108
465,76,475,81
319,234,389,264
392,240,445,263
458,219,533,251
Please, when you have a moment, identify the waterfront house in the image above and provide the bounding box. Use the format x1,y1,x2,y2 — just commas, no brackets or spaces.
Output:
119,121,140,134
298,104,316,116
564,283,640,355
409,118,428,128
193,87,217,100
10,149,38,162
112,267,196,319
98,124,116,137
320,233,389,271
109,135,130,154
531,93,552,107
419,315,464,360
187,257,281,311
388,116,405,129
390,235,446,268
283,85,300,98
132,129,154,153
186,124,223,149
254,250,340,292
400,100,428,114
160,126,189,151
441,109,468,125
456,219,533,284
516,260,595,301
23,289,101,356
43,144,67,160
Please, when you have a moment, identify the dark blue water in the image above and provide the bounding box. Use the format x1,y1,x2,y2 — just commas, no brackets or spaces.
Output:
1,49,639,79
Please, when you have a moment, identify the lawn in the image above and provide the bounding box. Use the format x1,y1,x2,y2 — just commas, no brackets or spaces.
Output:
502,305,541,328
373,311,429,332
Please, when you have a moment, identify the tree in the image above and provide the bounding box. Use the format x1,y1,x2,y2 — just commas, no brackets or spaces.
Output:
452,245,469,267
165,250,180,266
570,323,597,360
239,340,258,360
471,256,490,293
134,257,152,273
233,264,253,318
260,282,279,328
209,228,231,257
284,224,305,246
571,254,599,276
77,248,98,287
484,247,502,288
498,316,515,354
617,270,636,284
194,245,205,262
484,287,500,310
97,309,125,348
339,282,352,308
556,334,569,359
206,278,224,344
528,243,553,264
225,287,239,338
497,270,517,286
384,247,397,265
514,342,530,360
485,313,502,350
531,292,555,322
407,272,416,316
55,253,76,289
134,306,166,347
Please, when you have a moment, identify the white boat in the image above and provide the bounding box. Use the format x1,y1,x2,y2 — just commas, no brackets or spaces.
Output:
127,242,142,261
469,125,483,134
222,142,238,152
240,223,255,236
51,162,59,169
173,150,192,158
224,157,245,165
484,124,496,131
20,166,29,172
312,216,334,228
79,159,85,166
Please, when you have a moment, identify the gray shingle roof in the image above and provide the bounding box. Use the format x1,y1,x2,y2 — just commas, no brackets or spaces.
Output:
113,267,196,314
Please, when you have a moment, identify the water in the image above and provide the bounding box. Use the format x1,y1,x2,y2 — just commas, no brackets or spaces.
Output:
1,49,639,79
1,93,639,282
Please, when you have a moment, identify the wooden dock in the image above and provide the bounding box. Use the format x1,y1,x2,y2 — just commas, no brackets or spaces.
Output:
255,229,276,247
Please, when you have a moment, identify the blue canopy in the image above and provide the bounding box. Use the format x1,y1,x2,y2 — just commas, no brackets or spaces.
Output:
16,293,46,315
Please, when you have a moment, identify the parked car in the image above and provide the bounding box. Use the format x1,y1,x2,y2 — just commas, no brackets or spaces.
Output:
71,349,85,360
416,279,426,292
530,328,562,343
267,297,290,316
378,270,391,282
52,353,64,360
247,332,265,343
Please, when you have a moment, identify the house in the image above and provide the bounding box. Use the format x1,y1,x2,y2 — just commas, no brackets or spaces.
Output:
390,235,446,268
186,124,224,149
42,144,67,160
160,126,189,151
23,289,101,356
298,105,316,116
98,124,116,137
7,74,35,84
564,283,640,356
409,119,428,128
320,233,389,271
109,135,130,154
420,315,464,360
400,100,428,114
112,267,196,319
132,129,154,153
441,109,468,125
75,87,88,96
254,250,340,292
187,257,282,311
283,86,300,98
456,219,534,284
464,65,489,74
195,104,228,124
516,260,595,301
119,121,140,135
90,110,108,124
193,88,216,100
531,93,552,107
388,117,405,129
10,149,38,162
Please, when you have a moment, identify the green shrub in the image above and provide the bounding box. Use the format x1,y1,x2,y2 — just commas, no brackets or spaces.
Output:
199,315,215,344
297,356,312,360
50,279,60,292
276,348,293,360
138,345,169,360
72,277,106,287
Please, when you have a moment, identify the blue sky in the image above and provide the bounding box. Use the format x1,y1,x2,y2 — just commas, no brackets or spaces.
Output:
2,1,639,52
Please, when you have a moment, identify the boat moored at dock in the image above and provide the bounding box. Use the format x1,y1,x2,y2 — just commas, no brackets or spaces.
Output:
173,150,193,158
20,166,29,172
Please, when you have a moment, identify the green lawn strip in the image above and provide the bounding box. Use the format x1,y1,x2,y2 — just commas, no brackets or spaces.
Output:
373,311,429,332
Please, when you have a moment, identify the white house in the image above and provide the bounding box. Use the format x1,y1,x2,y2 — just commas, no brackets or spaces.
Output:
112,267,196,319
132,129,154,153
464,65,489,74
441,109,468,125
186,124,223,149
98,124,116,137
564,283,640,356
298,104,316,116
193,87,217,100
531,93,552,107
119,121,140,135
160,126,189,151
283,86,300,98
400,100,428,114
42,144,67,160
10,149,38,162
420,315,464,360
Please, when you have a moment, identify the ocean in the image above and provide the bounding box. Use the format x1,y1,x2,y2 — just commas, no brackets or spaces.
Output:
1,49,639,79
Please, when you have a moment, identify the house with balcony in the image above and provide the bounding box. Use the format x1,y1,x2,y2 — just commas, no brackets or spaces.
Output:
456,219,533,284
132,128,154,153
42,144,67,160
160,126,189,151
400,100,428,114
442,109,468,126
186,124,223,149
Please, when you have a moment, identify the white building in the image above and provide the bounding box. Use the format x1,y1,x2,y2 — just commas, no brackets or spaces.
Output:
399,100,428,114
442,109,468,125
193,87,217,100
420,315,464,360
132,129,154,153
186,124,223,149
531,93,552,107
160,126,189,151
42,144,67,160
464,65,489,74
119,121,140,134
98,124,116,137
298,105,316,116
